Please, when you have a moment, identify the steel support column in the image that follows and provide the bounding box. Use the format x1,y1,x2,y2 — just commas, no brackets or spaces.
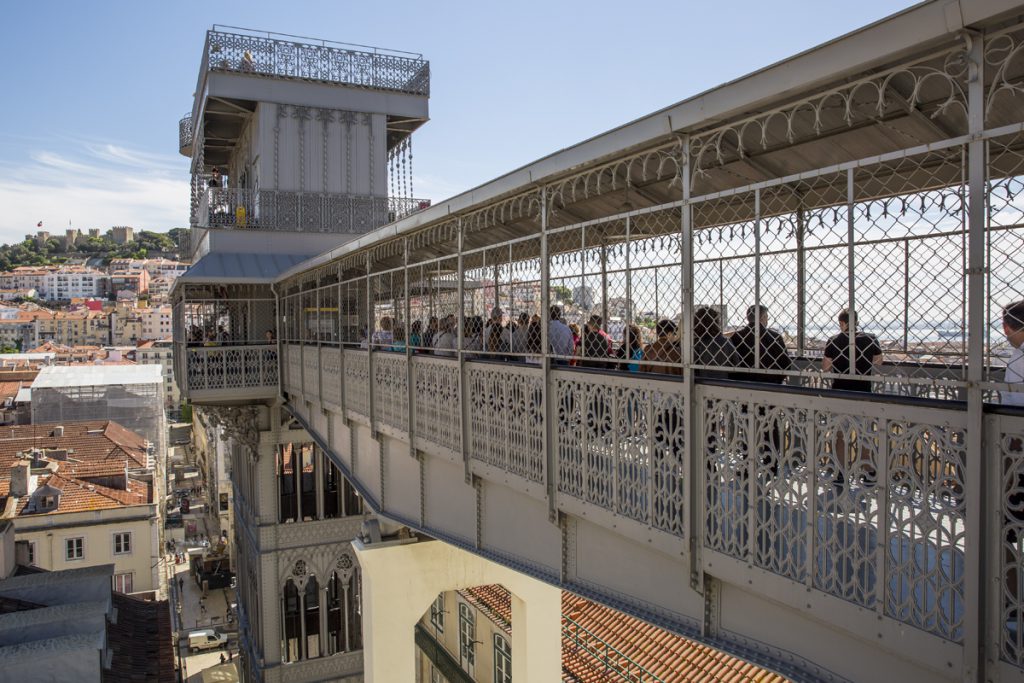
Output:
963,31,989,683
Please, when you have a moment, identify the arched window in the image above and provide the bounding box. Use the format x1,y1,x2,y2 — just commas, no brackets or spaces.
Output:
304,575,320,658
277,444,297,523
326,564,362,654
493,633,511,683
299,444,316,520
282,579,301,662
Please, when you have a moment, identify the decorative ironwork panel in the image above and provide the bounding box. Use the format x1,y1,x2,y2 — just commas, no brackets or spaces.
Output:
302,347,320,398
812,411,882,609
703,394,750,558
178,113,193,150
411,355,461,453
206,29,429,95
184,346,278,394
373,352,408,432
286,344,302,395
701,384,967,640
343,350,369,417
752,404,811,583
321,346,342,406
554,372,685,535
997,413,1024,666
467,363,544,483
885,419,966,641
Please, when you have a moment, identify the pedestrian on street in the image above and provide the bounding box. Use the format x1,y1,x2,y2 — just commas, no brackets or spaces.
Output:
178,577,184,592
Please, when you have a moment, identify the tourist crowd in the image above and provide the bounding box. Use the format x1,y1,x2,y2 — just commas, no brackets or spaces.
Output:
358,299,1024,402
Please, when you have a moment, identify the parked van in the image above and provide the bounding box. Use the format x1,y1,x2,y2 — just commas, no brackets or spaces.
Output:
188,629,227,652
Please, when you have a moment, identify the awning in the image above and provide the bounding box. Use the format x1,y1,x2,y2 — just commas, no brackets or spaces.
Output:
179,252,316,285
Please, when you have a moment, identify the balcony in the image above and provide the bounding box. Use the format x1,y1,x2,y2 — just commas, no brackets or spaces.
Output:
197,188,430,233
204,27,429,96
182,345,278,402
178,113,193,156
172,283,278,404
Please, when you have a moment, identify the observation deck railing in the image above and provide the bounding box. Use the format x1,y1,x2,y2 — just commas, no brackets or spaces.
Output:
197,188,430,233
205,28,430,96
183,344,278,398
179,113,193,154
278,343,1024,677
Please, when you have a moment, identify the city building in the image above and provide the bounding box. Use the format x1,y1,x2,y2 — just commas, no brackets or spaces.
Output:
147,277,173,303
0,521,173,683
0,267,50,297
42,266,109,302
0,288,37,301
110,269,150,298
109,309,143,345
169,5,1024,683
138,304,173,341
135,339,180,408
35,309,111,346
0,421,161,592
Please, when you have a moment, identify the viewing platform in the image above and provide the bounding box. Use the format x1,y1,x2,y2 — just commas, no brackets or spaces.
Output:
171,4,1024,682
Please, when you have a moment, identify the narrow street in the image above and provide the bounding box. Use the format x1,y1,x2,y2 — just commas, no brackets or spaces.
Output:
166,492,239,682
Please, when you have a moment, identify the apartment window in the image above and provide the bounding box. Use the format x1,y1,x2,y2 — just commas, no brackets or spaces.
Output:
429,667,448,683
112,572,133,593
65,537,84,561
26,541,35,566
494,634,512,683
458,602,476,675
429,593,445,632
113,532,132,555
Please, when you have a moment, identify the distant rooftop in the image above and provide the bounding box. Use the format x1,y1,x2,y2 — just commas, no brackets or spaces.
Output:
32,364,162,389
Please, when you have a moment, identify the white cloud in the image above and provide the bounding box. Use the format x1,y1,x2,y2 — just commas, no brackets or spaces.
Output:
0,139,190,243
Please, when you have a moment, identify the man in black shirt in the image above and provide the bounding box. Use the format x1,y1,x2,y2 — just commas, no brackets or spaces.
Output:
730,305,793,383
822,309,882,392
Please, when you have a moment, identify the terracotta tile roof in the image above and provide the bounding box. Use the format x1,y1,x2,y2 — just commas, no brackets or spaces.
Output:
0,421,149,472
0,380,29,403
103,592,175,683
0,370,40,383
9,472,148,515
460,585,512,634
561,592,788,683
457,585,787,683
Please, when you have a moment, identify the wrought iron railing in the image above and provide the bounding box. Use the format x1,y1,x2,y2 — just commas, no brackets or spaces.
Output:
563,614,667,682
205,28,430,96
197,188,430,232
184,344,278,394
179,113,193,151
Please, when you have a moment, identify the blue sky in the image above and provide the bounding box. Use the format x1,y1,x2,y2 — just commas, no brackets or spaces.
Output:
0,0,920,244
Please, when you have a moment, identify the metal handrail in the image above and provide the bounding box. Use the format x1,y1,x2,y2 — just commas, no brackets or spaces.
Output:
205,29,430,95
179,113,193,150
563,615,667,682
198,188,430,232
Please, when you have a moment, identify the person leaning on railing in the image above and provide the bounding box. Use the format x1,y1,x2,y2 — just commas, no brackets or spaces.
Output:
821,309,882,392
613,324,645,372
729,305,793,384
432,315,457,357
692,307,738,379
640,319,682,376
1003,299,1024,406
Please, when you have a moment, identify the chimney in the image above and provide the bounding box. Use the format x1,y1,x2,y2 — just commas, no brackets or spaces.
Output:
0,522,15,579
52,425,64,438
10,461,34,497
